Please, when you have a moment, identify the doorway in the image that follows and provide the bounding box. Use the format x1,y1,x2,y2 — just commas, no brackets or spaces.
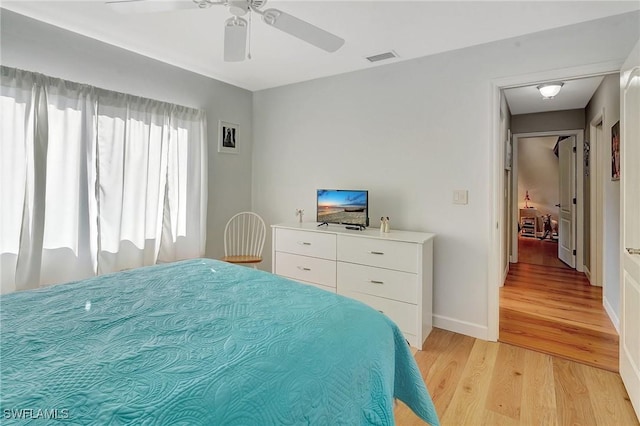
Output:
489,72,624,380
509,130,584,272
488,67,622,344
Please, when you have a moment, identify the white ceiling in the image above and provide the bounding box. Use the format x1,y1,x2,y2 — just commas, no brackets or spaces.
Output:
503,75,606,115
2,1,639,93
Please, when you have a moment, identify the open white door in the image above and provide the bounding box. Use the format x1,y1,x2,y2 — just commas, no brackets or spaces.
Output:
620,41,640,419
558,136,576,268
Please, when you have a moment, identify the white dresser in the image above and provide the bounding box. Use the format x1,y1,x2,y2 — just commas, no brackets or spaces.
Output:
272,223,435,349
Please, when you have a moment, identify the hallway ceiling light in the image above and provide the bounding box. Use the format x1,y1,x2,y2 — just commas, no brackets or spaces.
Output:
537,82,564,99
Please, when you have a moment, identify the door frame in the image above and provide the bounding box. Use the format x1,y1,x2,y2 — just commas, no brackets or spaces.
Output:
589,112,606,288
488,61,623,341
510,130,584,272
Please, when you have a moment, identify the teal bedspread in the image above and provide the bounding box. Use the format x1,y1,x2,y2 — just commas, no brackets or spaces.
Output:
1,259,439,425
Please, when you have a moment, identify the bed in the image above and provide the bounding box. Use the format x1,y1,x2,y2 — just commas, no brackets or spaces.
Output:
1,259,439,425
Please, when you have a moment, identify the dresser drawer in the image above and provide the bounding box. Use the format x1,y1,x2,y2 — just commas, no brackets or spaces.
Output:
275,229,336,260
295,279,336,294
338,290,417,336
337,235,418,273
275,252,336,287
337,262,417,304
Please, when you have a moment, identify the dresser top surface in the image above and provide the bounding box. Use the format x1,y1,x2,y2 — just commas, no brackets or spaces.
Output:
272,222,435,244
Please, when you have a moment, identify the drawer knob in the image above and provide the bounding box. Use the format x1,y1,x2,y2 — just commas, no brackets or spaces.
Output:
298,241,312,246
370,280,384,285
297,266,311,271
369,251,385,255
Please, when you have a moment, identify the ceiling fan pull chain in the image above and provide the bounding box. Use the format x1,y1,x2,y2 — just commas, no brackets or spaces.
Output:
247,10,252,60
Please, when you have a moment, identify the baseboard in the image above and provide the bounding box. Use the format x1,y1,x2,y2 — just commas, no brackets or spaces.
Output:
433,314,489,340
603,296,620,334
583,265,592,283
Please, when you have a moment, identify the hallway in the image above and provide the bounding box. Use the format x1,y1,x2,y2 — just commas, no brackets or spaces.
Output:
499,262,619,372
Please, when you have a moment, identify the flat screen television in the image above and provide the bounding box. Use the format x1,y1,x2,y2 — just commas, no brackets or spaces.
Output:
317,189,369,227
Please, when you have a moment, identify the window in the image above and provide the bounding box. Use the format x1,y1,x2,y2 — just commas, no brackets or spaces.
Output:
0,67,207,293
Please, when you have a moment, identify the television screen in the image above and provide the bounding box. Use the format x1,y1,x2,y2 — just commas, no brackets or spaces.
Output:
317,189,369,227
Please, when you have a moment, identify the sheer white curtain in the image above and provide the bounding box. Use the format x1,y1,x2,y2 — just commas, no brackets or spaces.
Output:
0,67,207,293
0,68,36,293
40,79,98,287
96,93,170,274
159,106,207,262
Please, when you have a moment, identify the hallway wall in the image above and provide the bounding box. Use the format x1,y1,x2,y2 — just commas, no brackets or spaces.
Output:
585,73,621,327
511,109,585,134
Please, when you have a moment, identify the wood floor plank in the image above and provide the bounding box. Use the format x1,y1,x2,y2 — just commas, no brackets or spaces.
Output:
485,344,525,420
439,339,499,425
421,332,475,416
520,349,559,426
553,357,598,426
394,400,428,426
481,410,520,426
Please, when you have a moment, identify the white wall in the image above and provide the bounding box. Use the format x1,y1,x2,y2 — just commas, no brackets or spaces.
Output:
585,73,622,323
518,136,560,221
0,10,253,260
253,12,640,339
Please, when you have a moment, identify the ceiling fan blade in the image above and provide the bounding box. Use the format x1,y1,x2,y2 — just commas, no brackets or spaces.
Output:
261,9,344,53
224,17,248,62
106,0,201,14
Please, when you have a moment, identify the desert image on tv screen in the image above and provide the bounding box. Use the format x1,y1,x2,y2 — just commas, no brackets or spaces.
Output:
317,190,367,226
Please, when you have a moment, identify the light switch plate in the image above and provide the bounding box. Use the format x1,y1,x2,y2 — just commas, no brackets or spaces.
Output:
453,190,468,205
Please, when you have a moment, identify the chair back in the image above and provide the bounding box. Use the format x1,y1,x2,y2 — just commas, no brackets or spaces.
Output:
224,212,266,258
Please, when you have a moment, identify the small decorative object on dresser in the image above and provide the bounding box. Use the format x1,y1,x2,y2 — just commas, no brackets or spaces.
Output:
272,223,435,348
295,208,304,223
380,216,390,233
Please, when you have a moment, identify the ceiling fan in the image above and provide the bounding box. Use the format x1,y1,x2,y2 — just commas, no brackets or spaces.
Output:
106,0,345,62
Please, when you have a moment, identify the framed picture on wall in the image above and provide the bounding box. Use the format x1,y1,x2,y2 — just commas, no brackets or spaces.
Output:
218,121,239,154
611,120,620,180
584,139,590,176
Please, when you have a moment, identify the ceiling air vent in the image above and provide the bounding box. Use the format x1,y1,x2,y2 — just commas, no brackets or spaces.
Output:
365,51,398,63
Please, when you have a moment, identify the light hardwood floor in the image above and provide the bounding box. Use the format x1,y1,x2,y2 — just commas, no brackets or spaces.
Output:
394,328,638,426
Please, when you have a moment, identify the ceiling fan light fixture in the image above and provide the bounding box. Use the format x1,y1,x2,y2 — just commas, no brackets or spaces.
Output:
537,82,564,99
224,16,248,62
193,0,211,9
228,0,249,16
